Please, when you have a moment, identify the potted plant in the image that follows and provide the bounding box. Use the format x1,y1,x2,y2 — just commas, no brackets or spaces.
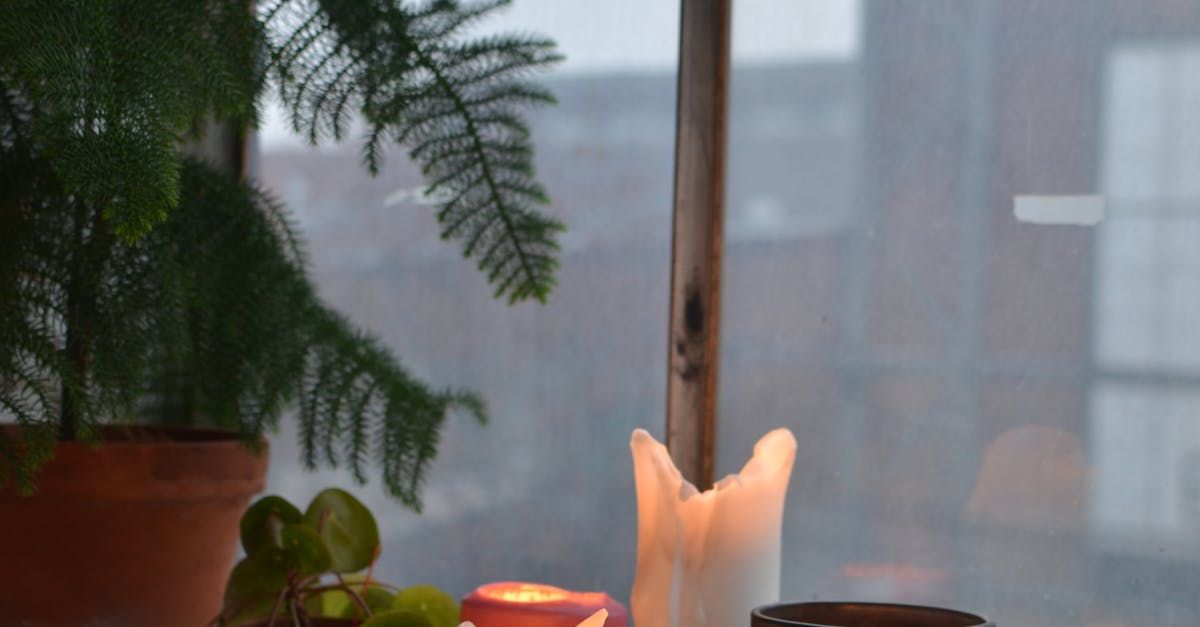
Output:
0,1,560,625
218,488,460,627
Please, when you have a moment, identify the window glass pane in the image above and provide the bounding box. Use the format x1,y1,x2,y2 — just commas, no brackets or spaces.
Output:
259,1,677,597
719,1,1200,624
1098,44,1200,370
1090,383,1200,549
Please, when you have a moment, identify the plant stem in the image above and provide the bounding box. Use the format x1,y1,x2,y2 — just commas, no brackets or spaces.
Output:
59,203,87,440
266,586,288,627
335,574,372,616
289,593,302,627
59,202,111,440
363,543,380,587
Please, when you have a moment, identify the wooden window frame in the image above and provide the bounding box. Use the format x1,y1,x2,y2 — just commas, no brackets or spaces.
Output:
665,0,732,487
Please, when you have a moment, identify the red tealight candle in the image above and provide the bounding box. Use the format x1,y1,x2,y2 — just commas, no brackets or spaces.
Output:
460,582,629,627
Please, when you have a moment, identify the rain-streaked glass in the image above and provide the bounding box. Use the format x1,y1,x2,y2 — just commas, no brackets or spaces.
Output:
718,2,1200,626
259,1,677,597
259,1,1200,625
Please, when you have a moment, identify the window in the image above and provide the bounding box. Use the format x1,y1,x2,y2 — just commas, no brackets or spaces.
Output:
1091,43,1200,568
1097,44,1200,372
260,1,1200,625
718,2,1200,625
260,0,678,595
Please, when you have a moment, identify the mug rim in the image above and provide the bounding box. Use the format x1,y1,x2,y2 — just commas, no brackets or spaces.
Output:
751,601,993,627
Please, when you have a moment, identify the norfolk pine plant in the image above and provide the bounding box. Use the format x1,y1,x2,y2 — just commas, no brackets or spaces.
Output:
0,0,562,509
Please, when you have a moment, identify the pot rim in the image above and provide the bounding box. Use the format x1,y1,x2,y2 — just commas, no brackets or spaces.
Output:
0,423,269,501
1,423,263,446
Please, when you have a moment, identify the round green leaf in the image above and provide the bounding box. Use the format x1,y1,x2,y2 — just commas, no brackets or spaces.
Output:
307,584,395,619
361,610,433,627
221,550,290,624
303,488,379,573
240,495,303,554
365,587,398,612
392,585,459,627
280,523,331,576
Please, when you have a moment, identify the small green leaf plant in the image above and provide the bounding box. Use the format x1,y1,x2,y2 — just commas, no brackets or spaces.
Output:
218,488,460,627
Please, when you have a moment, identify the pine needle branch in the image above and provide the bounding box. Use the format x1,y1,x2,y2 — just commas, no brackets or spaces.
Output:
163,159,486,507
265,0,563,302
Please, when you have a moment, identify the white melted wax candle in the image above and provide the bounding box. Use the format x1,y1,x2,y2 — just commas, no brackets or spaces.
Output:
629,428,797,627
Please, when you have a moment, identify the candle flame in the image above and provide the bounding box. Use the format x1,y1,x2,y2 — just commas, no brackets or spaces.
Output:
486,584,567,604
477,582,610,605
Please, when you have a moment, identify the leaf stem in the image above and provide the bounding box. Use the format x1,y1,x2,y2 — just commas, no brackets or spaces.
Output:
266,585,288,627
335,574,373,617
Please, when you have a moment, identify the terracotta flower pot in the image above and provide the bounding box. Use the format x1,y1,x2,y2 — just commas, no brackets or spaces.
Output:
0,425,268,627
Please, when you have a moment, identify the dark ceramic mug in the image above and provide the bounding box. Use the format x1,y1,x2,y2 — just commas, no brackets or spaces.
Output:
752,602,993,627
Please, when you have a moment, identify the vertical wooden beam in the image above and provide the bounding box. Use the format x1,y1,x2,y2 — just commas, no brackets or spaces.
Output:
666,0,732,489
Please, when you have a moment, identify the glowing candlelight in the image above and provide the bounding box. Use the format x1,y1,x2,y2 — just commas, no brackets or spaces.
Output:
460,582,628,627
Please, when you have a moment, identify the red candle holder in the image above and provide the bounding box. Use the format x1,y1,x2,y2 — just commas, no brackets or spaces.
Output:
461,582,629,627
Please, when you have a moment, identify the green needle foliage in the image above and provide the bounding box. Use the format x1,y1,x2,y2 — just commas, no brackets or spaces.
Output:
0,0,262,239
0,0,558,508
267,0,564,301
